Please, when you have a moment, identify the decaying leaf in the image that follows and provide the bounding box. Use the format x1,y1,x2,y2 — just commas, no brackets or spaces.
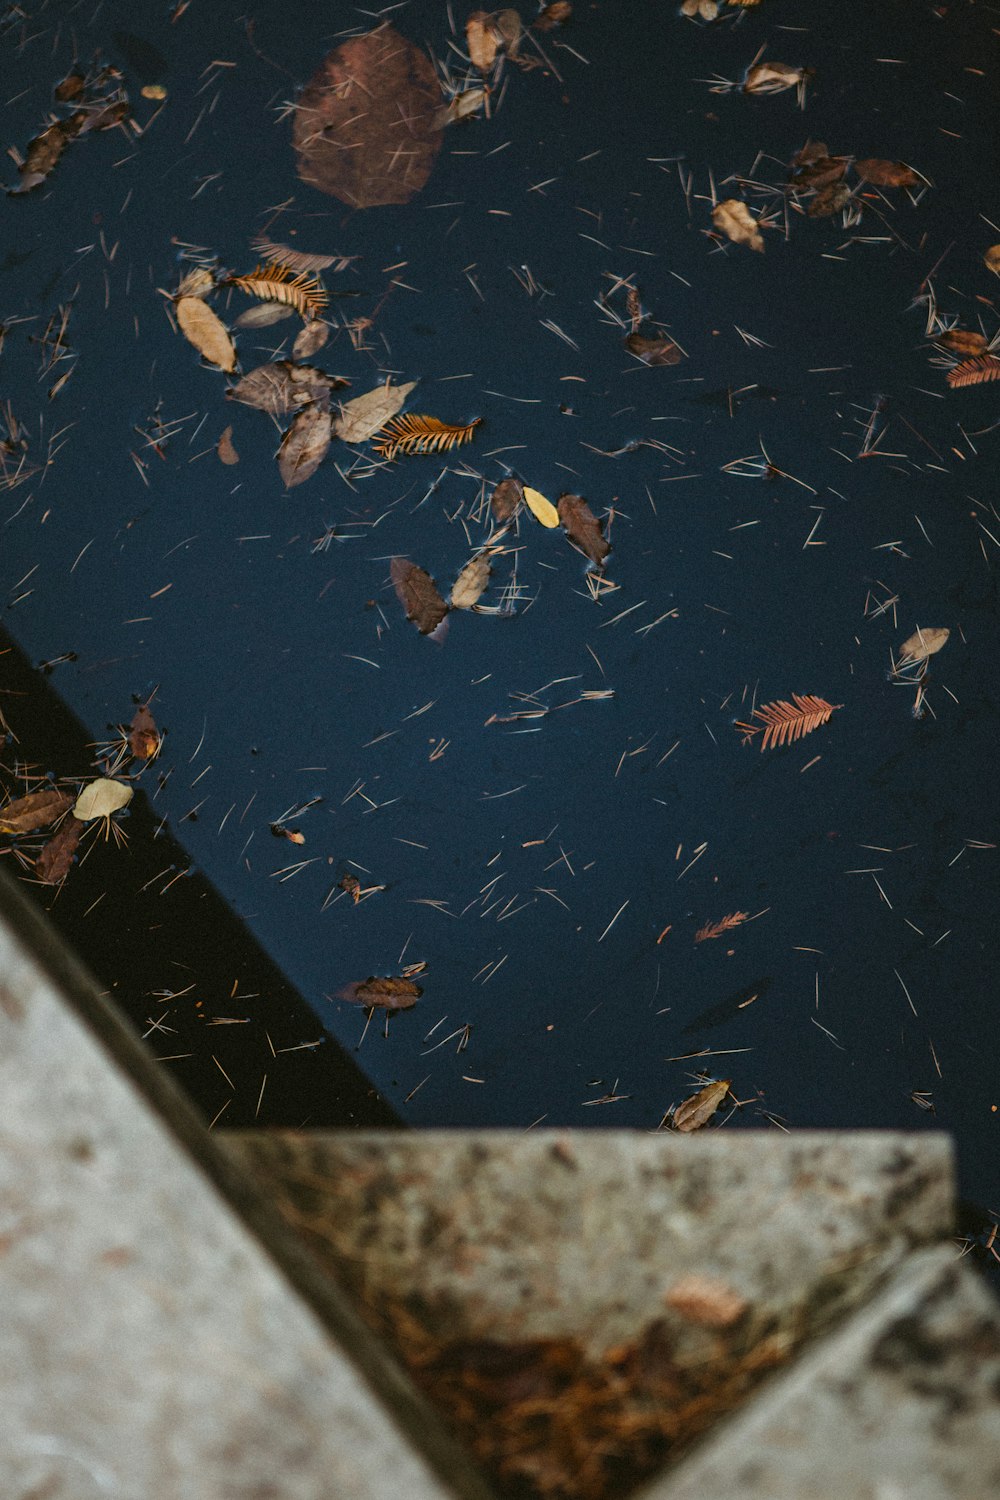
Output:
558,493,610,566
233,302,296,330
391,557,449,634
744,62,804,96
523,486,560,528
855,158,919,188
695,912,749,944
251,236,356,274
808,182,852,218
788,141,847,192
681,0,720,17
0,787,73,835
339,975,423,1010
12,118,79,192
129,703,160,760
227,264,328,321
984,245,1000,276
450,554,492,609
73,778,133,821
624,331,682,366
175,266,215,300
293,320,330,360
467,12,499,71
438,89,488,127
898,626,949,664
372,413,482,461
946,354,1000,389
217,425,240,465
664,1274,747,1327
175,295,237,373
293,27,443,208
735,694,842,751
490,477,523,522
712,199,764,252
534,1,572,28
937,329,988,357
673,1079,731,1133
35,819,83,884
278,404,332,488
227,361,335,416
333,380,418,445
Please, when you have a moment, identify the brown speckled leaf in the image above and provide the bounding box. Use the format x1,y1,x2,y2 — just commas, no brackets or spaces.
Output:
624,331,682,367
339,975,423,1010
36,819,83,885
228,361,335,416
293,26,443,208
391,557,449,634
558,493,610,567
673,1079,731,1133
490,477,523,522
278,404,332,488
0,787,73,835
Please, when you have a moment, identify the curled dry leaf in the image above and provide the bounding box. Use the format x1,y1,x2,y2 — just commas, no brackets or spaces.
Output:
664,1274,747,1328
293,27,443,208
984,245,1000,276
73,778,133,822
228,361,336,416
333,380,418,444
278,404,332,488
673,1078,731,1133
0,787,73,835
490,477,523,522
467,12,499,72
712,199,764,252
558,493,610,566
808,182,852,218
898,626,949,664
293,320,330,360
937,329,987,357
744,62,804,96
36,819,83,885
855,158,919,188
339,975,423,1011
391,557,449,634
624,330,682,366
217,425,240,465
450,553,492,609
129,703,160,760
175,295,237,373
523,485,560,528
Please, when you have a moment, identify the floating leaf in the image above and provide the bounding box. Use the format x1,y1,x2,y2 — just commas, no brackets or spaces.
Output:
490,477,524,522
129,703,160,760
712,199,764,252
681,0,720,17
372,413,482,461
735,694,842,751
391,557,449,634
788,141,847,192
228,361,336,416
898,626,949,664
234,302,296,330
278,404,332,488
808,182,851,217
0,787,73,835
467,12,499,71
855,158,919,188
625,331,682,366
438,89,488,127
673,1079,731,1133
664,1274,747,1327
217,425,240,465
534,1,572,28
937,329,987,357
11,117,81,193
523,486,560,528
946,354,1000,389
227,264,328,321
744,62,804,96
984,245,1000,276
251,237,356,274
36,819,83,884
451,554,492,609
293,27,443,208
175,295,237,373
558,493,610,566
333,380,418,444
293,320,330,360
695,912,749,944
73,778,133,822
339,975,422,1011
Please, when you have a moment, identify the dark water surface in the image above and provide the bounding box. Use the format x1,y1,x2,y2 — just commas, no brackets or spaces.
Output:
2,0,999,1231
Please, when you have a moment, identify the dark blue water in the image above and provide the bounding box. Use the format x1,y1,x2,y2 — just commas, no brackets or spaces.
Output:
2,0,998,1231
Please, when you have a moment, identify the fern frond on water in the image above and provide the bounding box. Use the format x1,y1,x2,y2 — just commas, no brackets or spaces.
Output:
226,263,328,320
372,413,482,461
735,694,841,751
695,912,750,943
250,236,356,274
946,354,1000,389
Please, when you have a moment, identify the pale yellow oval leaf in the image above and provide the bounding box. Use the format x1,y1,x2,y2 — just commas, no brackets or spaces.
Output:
176,295,237,372
73,778,134,822
450,553,492,609
898,626,949,664
333,380,418,445
523,486,560,528
712,199,764,253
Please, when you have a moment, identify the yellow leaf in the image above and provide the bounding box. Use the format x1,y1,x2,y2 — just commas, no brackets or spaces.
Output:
673,1079,731,1133
712,199,764,253
523,486,560,528
175,296,237,372
898,626,949,664
73,779,134,822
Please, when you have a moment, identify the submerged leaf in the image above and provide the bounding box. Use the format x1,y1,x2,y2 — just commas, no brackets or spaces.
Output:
339,975,422,1010
558,493,610,566
0,787,73,835
217,425,240,465
175,295,237,373
129,703,160,760
744,62,804,96
293,320,330,360
624,330,682,366
712,199,764,252
523,486,560,528
391,557,449,634
855,158,919,188
36,819,83,884
73,778,133,822
278,404,332,488
333,380,418,444
234,302,296,330
450,553,492,609
808,182,851,217
898,626,949,664
673,1079,731,1133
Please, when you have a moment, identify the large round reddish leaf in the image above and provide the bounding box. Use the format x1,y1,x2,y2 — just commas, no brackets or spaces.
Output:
293,26,443,208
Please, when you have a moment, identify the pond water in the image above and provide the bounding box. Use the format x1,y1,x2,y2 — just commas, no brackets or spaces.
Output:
2,0,998,1242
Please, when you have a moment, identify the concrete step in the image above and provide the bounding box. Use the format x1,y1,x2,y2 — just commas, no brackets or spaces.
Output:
227,1128,955,1498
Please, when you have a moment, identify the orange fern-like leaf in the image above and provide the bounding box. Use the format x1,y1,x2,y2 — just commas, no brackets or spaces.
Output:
250,236,356,274
372,413,482,461
946,354,1000,389
226,263,328,320
735,694,842,751
695,912,750,943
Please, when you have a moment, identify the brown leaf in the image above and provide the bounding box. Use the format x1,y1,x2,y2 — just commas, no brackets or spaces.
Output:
278,404,332,488
673,1079,731,1133
624,331,682,366
808,182,851,217
984,245,1000,276
534,1,572,29
333,380,418,444
450,554,492,609
558,493,610,566
898,626,949,664
129,703,160,760
438,88,488,126
391,557,449,634
234,302,296,329
937,329,987,357
789,142,847,192
339,975,422,1010
695,912,749,944
467,12,499,71
293,27,443,208
175,296,237,373
664,1274,747,1327
12,118,80,193
946,354,1000,389
227,362,335,416
54,72,86,102
490,477,523,522
217,425,240,466
35,819,83,885
712,199,764,252
735,694,842,751
251,236,357,274
293,320,330,360
855,158,919,188
0,787,73,836
744,62,803,96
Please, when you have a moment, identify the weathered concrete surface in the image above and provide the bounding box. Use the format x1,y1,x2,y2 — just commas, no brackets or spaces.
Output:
0,876,490,1500
642,1248,1000,1500
228,1129,954,1359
